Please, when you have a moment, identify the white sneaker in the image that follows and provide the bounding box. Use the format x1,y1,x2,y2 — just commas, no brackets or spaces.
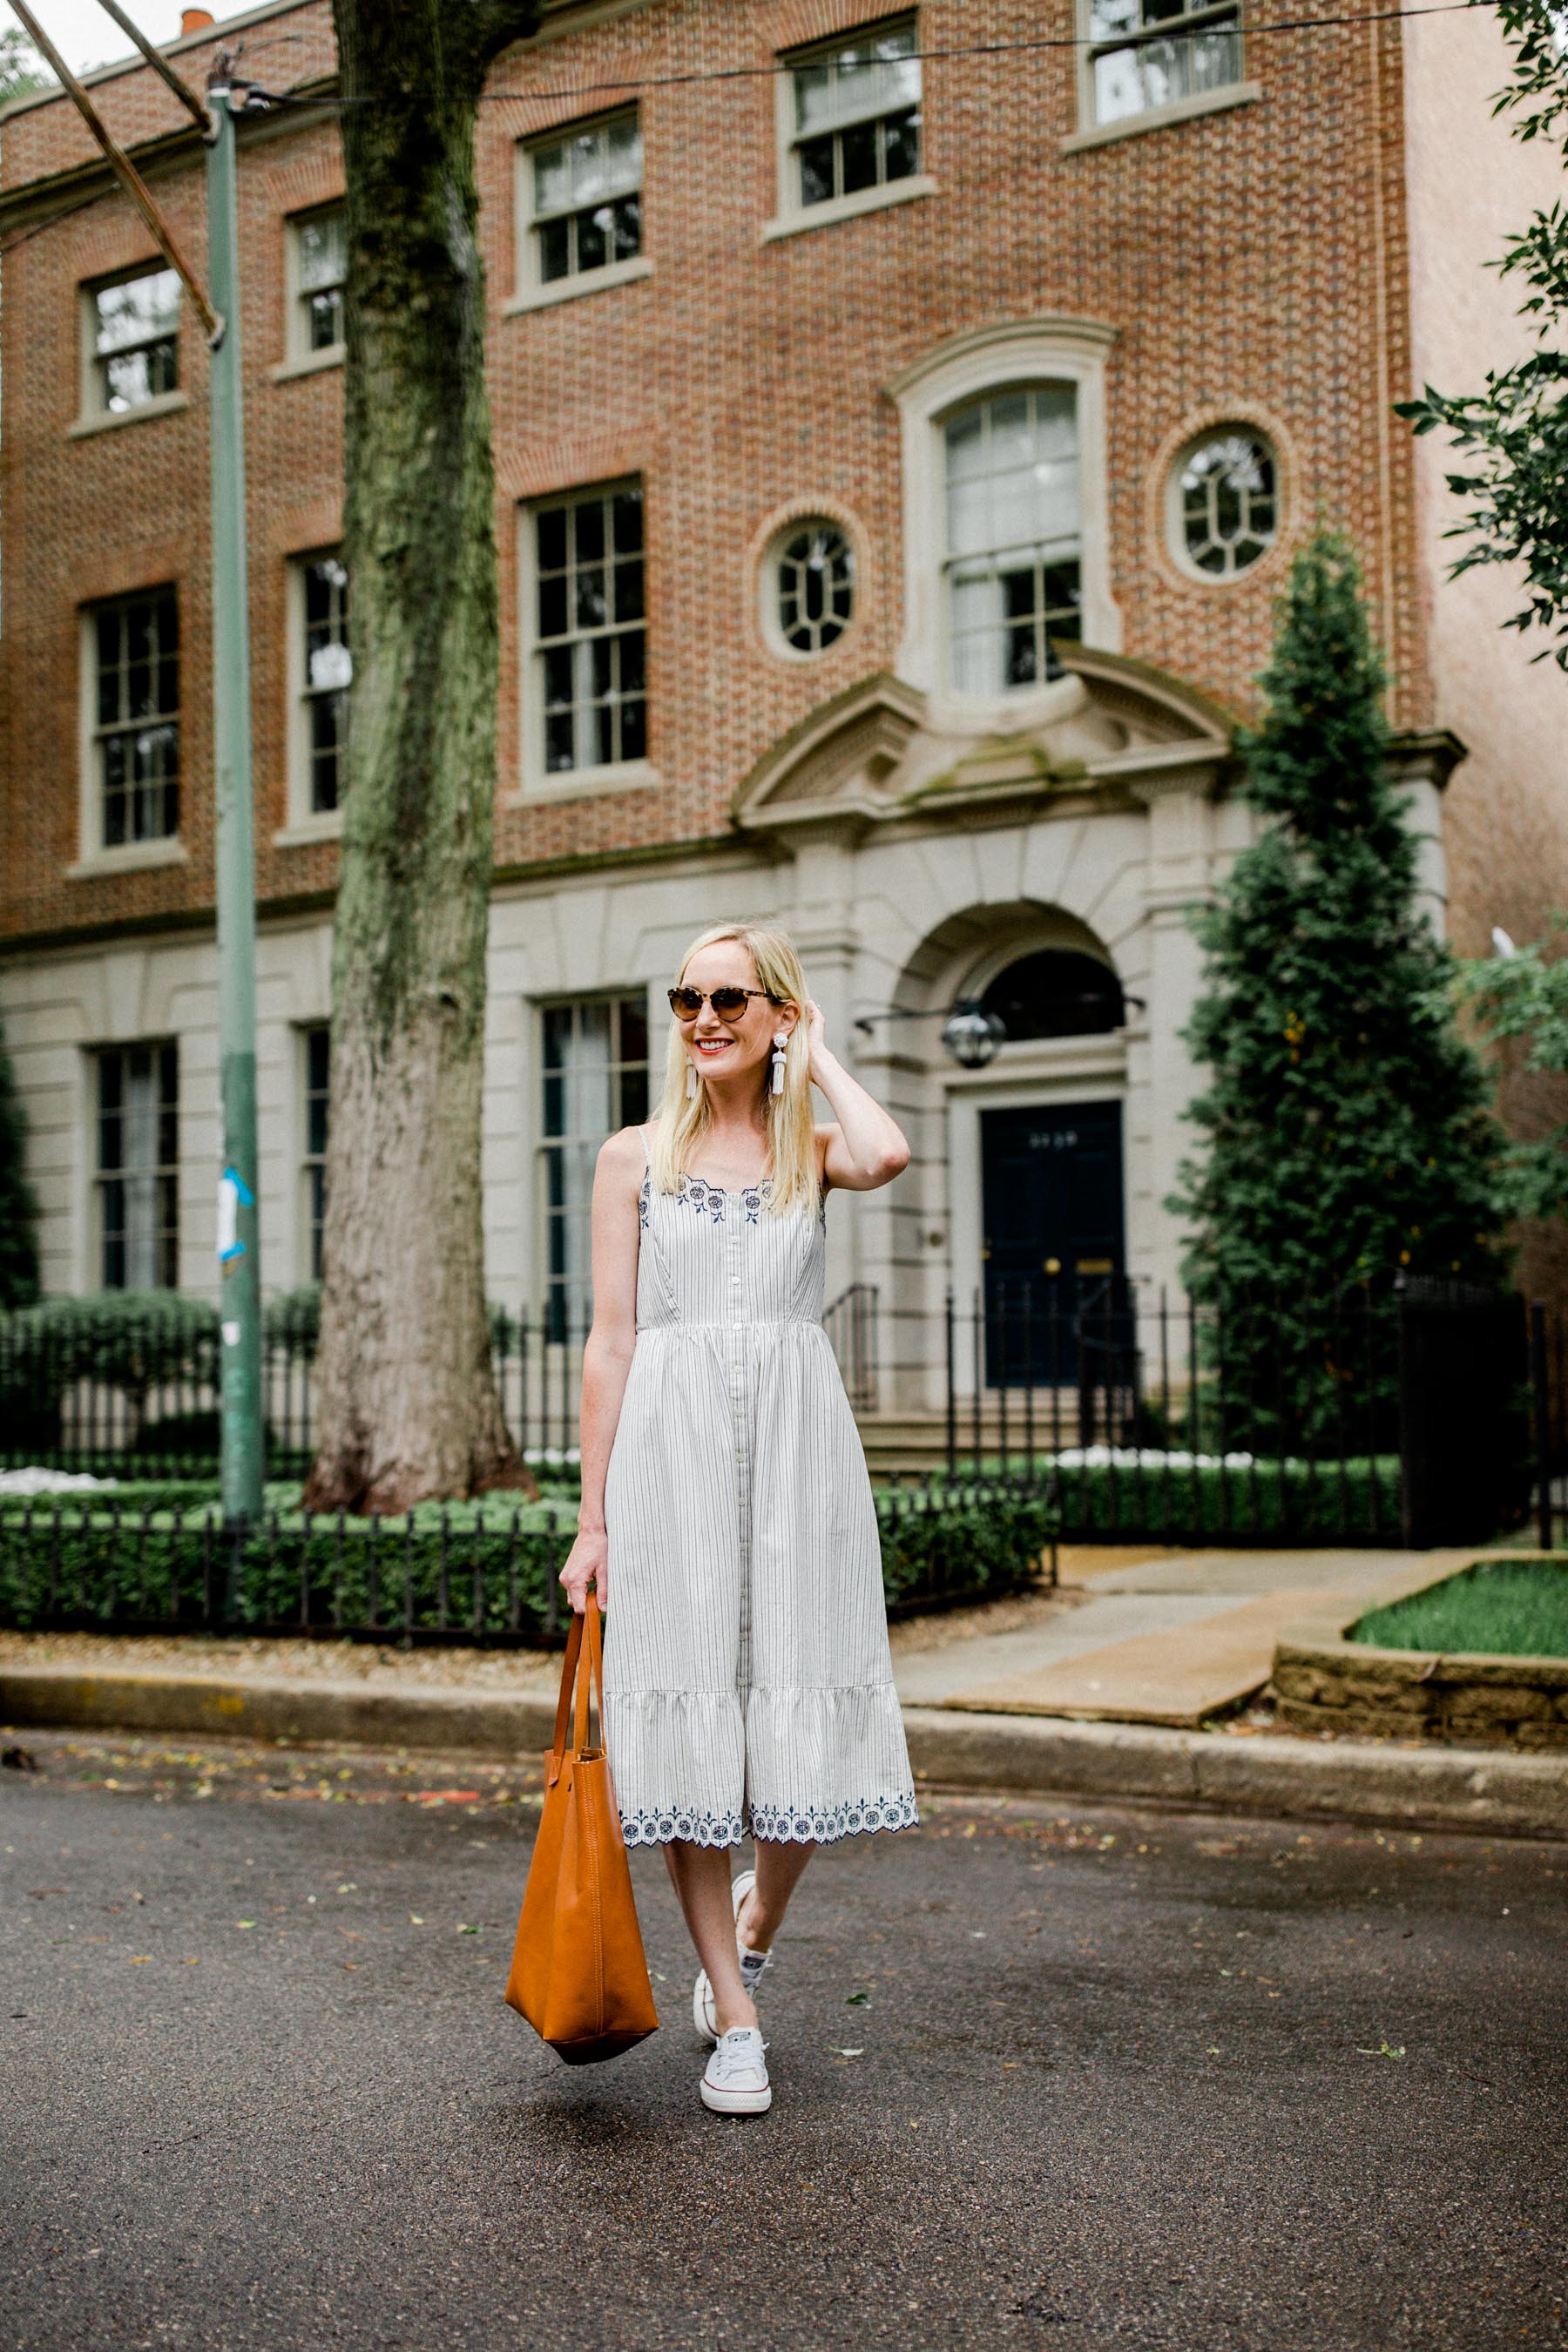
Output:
693,1868,774,2043
700,2026,772,2116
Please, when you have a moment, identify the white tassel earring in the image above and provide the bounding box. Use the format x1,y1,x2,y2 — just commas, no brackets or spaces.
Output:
686,1059,699,1100
770,1031,787,1098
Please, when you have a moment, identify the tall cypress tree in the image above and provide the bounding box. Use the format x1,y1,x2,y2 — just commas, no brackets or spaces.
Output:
0,1017,40,1308
1168,532,1508,1448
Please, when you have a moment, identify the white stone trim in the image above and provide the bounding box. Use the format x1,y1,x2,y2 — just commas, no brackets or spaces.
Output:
760,173,936,242
273,812,344,848
504,254,652,314
890,318,1122,731
267,346,344,386
65,837,189,882
1061,78,1261,154
506,757,662,807
68,389,189,439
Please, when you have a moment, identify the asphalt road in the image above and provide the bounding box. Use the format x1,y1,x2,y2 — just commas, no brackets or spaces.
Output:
1,1731,1564,2352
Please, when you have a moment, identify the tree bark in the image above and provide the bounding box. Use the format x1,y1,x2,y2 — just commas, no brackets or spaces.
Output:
305,0,539,1514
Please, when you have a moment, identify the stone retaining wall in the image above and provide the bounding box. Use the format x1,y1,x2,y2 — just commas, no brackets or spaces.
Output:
1274,1577,1568,1751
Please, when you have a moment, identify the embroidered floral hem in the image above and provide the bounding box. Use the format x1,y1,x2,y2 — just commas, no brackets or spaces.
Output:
621,1807,747,1850
618,1788,920,1849
750,1789,922,1844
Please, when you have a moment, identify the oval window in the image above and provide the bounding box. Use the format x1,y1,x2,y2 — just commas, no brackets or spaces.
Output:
1171,429,1278,579
772,519,855,655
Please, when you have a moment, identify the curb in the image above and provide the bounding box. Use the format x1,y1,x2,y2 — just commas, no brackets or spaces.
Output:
900,1707,1568,1841
0,1665,561,1758
3,1664,1565,1842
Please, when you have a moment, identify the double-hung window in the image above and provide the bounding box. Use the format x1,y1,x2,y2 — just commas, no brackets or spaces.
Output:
528,112,642,286
787,17,922,210
90,588,179,847
540,995,649,1337
86,264,179,416
943,389,1082,697
531,483,646,776
296,552,352,814
289,204,347,357
1085,0,1242,126
95,1041,179,1290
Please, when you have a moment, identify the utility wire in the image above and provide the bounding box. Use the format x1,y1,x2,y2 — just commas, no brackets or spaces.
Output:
0,0,1491,257
314,0,1479,107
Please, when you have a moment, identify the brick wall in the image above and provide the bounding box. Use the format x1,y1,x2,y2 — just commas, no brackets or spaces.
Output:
1,0,1428,946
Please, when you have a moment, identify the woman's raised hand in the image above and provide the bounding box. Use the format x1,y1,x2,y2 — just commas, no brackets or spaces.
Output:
559,1527,608,1615
802,995,828,1075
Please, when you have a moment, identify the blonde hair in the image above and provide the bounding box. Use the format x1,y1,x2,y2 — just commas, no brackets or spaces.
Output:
648,923,817,1217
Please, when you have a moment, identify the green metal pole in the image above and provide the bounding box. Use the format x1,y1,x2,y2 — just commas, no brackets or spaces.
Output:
206,78,264,1532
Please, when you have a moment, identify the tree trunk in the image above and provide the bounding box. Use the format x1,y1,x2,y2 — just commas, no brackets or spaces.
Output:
305,0,539,1515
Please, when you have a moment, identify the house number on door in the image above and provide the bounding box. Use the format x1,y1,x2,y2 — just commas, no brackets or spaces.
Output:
1029,1129,1078,1149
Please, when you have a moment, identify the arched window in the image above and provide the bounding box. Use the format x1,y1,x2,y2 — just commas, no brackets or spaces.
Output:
978,949,1124,1040
943,389,1081,696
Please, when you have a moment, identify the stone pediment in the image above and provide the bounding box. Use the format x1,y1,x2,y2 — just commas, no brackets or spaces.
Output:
732,649,1233,843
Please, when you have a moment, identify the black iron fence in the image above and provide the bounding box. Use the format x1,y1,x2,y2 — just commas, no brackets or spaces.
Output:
911,1272,1538,1546
0,1294,587,1479
0,1275,1555,1551
1531,1299,1568,1550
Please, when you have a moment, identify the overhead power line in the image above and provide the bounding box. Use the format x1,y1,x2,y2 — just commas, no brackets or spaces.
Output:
331,0,1477,106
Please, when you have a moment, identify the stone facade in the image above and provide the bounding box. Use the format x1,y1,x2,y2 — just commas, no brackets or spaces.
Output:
0,0,1560,1363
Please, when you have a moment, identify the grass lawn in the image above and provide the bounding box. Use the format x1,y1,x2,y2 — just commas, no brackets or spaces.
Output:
1354,1558,1568,1660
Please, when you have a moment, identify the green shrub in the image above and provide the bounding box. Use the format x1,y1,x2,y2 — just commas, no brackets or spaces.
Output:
877,1484,1058,1609
928,1455,1406,1541
1055,1455,1402,1541
0,1483,1058,1637
0,1292,220,1444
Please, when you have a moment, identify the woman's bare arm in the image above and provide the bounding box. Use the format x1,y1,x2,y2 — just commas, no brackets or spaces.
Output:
803,999,910,1193
558,1124,644,1613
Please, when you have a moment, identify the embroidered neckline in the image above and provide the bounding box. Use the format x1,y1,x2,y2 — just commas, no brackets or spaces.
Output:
681,1172,774,1197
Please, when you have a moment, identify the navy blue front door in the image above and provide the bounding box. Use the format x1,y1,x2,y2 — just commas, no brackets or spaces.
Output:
978,1101,1125,1384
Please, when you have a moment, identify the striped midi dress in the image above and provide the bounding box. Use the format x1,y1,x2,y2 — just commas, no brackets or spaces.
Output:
601,1124,917,1848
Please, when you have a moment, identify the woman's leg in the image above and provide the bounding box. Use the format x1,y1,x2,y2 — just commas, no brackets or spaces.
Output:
739,1839,814,1951
664,1842,758,2035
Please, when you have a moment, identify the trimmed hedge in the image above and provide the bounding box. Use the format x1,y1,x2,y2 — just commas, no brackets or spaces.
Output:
930,1456,1405,1542
0,1481,1058,1640
877,1483,1058,1609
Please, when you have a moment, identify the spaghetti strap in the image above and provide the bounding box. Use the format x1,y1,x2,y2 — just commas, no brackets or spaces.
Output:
636,1122,652,1168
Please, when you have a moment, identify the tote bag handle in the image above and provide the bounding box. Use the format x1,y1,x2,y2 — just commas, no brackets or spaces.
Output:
547,1593,605,1783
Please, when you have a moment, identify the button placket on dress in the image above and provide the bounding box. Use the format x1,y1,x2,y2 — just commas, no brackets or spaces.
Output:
726,1200,754,1693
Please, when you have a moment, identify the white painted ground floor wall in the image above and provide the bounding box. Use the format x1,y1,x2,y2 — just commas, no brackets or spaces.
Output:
1,649,1451,1413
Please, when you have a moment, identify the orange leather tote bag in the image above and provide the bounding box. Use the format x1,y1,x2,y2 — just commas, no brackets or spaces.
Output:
504,1596,659,2065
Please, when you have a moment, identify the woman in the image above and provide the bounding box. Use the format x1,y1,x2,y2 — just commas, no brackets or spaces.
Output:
557,922,918,2117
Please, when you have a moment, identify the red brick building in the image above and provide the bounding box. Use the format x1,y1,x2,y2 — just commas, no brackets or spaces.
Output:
0,0,1560,1380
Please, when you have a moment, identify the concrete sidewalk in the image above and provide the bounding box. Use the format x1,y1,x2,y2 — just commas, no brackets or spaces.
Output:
3,1543,1565,1839
893,1543,1477,1727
